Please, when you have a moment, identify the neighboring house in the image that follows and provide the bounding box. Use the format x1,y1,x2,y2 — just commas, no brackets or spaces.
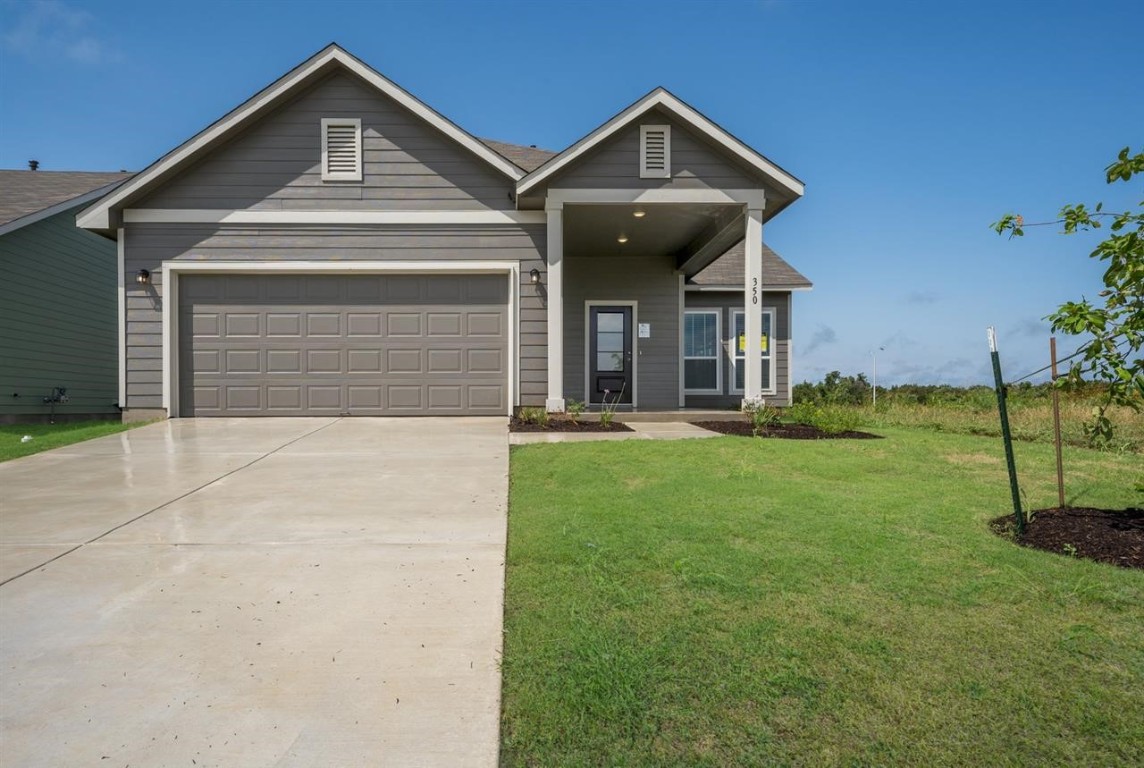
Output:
1,169,133,423
79,44,811,420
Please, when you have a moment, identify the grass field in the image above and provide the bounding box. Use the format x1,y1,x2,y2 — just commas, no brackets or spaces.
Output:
0,420,146,462
861,399,1144,453
501,428,1143,766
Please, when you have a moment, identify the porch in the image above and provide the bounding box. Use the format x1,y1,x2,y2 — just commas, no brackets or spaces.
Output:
540,193,770,413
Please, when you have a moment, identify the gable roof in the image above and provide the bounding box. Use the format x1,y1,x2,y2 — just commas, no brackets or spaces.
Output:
0,170,133,236
78,44,525,231
516,87,805,200
689,240,812,290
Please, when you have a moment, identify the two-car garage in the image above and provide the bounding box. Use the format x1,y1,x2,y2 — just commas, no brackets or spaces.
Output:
176,273,509,416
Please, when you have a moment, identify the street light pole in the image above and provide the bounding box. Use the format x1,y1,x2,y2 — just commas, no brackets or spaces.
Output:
872,346,885,408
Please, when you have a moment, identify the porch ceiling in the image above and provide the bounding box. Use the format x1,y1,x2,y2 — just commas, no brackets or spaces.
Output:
562,204,740,265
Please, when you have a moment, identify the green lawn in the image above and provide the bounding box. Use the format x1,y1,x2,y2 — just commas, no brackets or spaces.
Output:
0,419,147,462
501,427,1144,767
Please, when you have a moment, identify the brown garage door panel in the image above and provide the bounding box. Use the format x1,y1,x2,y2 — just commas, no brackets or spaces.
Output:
179,275,508,416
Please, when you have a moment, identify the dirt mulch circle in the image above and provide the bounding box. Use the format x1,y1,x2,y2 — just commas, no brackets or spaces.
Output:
509,417,633,433
992,507,1144,570
691,421,882,440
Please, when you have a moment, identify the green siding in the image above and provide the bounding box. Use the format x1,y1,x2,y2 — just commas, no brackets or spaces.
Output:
0,206,119,419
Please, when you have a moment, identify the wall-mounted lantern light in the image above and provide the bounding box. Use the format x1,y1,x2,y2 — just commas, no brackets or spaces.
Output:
529,268,541,284
136,269,151,285
633,209,646,218
617,234,629,244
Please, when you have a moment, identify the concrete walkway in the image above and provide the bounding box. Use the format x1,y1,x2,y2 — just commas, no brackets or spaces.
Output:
509,421,718,445
0,417,507,768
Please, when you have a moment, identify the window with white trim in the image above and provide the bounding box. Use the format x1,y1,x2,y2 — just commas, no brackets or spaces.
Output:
732,308,776,394
321,118,362,181
640,125,671,179
683,310,721,393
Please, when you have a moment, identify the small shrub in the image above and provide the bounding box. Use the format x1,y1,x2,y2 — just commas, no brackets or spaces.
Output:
519,407,549,427
812,405,863,434
565,399,586,420
785,402,818,426
741,397,780,436
786,402,861,434
599,384,626,428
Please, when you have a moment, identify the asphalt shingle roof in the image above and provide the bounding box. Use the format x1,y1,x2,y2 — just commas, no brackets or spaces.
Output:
0,170,134,228
479,139,557,173
688,239,812,289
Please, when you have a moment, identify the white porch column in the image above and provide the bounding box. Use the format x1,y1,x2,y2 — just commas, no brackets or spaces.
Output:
743,207,764,403
545,205,566,412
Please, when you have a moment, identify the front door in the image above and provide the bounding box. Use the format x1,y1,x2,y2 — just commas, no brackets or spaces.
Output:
588,305,633,404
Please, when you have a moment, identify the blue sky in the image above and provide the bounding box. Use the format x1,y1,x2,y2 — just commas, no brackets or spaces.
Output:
2,0,1140,386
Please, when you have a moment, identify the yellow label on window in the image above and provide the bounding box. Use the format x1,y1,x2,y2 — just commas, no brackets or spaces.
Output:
737,334,769,353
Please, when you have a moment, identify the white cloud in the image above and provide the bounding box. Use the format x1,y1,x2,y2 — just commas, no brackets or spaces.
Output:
1,0,120,64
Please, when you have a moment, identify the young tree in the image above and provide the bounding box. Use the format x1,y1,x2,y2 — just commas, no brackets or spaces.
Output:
993,147,1143,445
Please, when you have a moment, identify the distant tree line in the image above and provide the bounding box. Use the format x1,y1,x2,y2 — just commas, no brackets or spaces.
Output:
793,371,1112,408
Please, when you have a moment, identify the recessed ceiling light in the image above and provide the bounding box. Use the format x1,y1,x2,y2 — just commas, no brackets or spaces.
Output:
617,234,629,244
633,209,646,218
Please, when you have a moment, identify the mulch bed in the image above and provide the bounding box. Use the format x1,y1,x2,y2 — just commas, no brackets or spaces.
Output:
509,417,633,433
691,421,882,440
992,507,1144,570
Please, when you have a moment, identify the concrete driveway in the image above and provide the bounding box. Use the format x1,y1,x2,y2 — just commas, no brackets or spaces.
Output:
0,417,507,767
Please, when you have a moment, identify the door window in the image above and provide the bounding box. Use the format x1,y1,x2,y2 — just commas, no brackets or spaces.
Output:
596,311,626,372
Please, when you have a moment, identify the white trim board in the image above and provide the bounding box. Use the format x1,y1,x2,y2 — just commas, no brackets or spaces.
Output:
158,260,520,418
685,284,812,292
545,188,765,209
677,273,685,408
79,45,524,231
163,260,519,274
117,228,126,408
123,209,547,225
583,300,639,409
518,88,804,198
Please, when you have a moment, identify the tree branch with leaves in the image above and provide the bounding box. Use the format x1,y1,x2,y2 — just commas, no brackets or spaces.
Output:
993,147,1143,446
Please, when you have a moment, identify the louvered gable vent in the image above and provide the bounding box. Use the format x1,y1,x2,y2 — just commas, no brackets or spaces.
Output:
321,118,362,181
639,124,671,179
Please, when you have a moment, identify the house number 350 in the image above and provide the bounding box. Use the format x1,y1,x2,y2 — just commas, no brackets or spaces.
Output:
751,278,759,305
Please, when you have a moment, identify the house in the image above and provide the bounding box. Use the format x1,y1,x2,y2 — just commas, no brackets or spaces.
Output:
1,169,133,423
78,44,811,420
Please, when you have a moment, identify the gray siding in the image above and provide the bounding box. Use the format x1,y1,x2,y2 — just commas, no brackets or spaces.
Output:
563,255,680,409
684,290,792,407
550,110,758,191
139,72,514,212
0,207,118,420
122,222,547,409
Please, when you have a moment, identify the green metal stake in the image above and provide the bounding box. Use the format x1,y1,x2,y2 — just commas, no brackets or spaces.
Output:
988,327,1024,534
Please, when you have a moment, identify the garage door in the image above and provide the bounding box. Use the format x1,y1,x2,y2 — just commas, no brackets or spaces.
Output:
178,274,508,416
